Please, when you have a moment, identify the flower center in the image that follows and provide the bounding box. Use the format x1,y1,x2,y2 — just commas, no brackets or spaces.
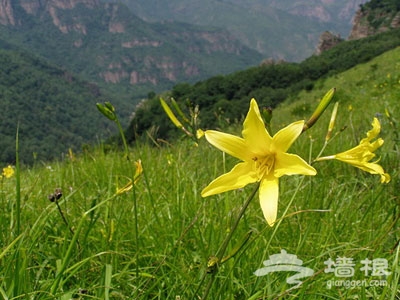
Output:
253,154,275,179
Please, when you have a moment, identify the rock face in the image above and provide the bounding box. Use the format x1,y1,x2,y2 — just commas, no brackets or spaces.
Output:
315,31,343,55
0,0,15,25
0,0,261,89
9,0,100,33
349,9,377,39
349,6,400,40
316,1,400,54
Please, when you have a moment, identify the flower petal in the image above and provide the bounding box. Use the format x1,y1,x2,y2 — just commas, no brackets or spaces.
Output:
380,173,391,184
201,162,257,197
271,120,304,153
363,117,381,141
242,99,272,155
259,174,279,226
274,152,317,177
334,155,391,183
205,130,252,161
336,158,391,183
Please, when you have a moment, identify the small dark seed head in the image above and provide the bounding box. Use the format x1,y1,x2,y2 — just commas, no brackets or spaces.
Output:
54,188,63,200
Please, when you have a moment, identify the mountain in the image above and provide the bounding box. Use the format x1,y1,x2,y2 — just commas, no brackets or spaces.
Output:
1,0,398,165
0,41,114,165
128,25,400,142
105,0,368,62
316,0,400,53
349,0,400,39
0,0,262,106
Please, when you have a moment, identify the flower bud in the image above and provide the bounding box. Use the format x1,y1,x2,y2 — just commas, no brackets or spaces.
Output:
303,88,335,132
160,98,183,129
325,102,339,142
96,102,116,121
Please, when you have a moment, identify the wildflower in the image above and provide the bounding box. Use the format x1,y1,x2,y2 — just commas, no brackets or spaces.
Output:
196,129,205,139
96,102,116,121
201,99,316,226
303,88,335,132
316,118,390,183
116,160,143,195
160,97,185,129
160,97,203,143
48,188,63,202
2,165,14,179
325,102,339,142
384,108,390,118
68,148,75,162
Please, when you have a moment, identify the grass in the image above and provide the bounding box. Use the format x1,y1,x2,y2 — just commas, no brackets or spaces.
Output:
0,48,399,299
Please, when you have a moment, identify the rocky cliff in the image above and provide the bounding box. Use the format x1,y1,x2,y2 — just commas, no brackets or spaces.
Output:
316,0,400,54
268,0,367,24
1,0,100,26
349,2,400,40
0,0,261,92
315,31,343,54
0,0,16,25
115,0,370,62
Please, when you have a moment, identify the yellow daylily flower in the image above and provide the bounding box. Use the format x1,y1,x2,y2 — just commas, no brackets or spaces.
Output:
2,165,14,179
196,128,205,139
316,118,390,183
201,99,317,226
116,160,143,195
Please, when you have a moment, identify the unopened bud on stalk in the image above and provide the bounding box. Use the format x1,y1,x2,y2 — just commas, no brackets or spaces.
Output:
261,106,273,125
160,97,193,137
171,98,190,123
160,97,184,129
325,102,339,142
303,88,335,132
261,106,273,133
104,101,115,113
96,102,116,121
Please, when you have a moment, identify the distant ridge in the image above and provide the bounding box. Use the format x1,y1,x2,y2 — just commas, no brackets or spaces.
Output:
105,0,368,61
127,27,400,143
0,0,262,102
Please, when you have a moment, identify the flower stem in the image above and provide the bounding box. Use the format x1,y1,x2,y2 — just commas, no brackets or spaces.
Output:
201,181,260,300
115,117,130,161
215,182,259,260
14,125,21,297
55,201,74,236
131,175,139,281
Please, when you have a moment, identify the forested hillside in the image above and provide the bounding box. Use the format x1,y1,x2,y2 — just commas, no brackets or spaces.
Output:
0,0,262,107
127,28,400,142
0,42,113,164
1,0,400,165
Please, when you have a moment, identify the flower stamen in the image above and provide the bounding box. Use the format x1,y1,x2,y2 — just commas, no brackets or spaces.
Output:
255,155,275,179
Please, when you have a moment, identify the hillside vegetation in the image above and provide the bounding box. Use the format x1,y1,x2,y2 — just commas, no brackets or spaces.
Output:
0,43,114,165
0,41,398,299
128,28,400,143
362,0,400,29
0,0,262,105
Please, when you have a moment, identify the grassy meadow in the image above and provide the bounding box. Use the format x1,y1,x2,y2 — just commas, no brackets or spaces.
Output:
1,48,399,299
